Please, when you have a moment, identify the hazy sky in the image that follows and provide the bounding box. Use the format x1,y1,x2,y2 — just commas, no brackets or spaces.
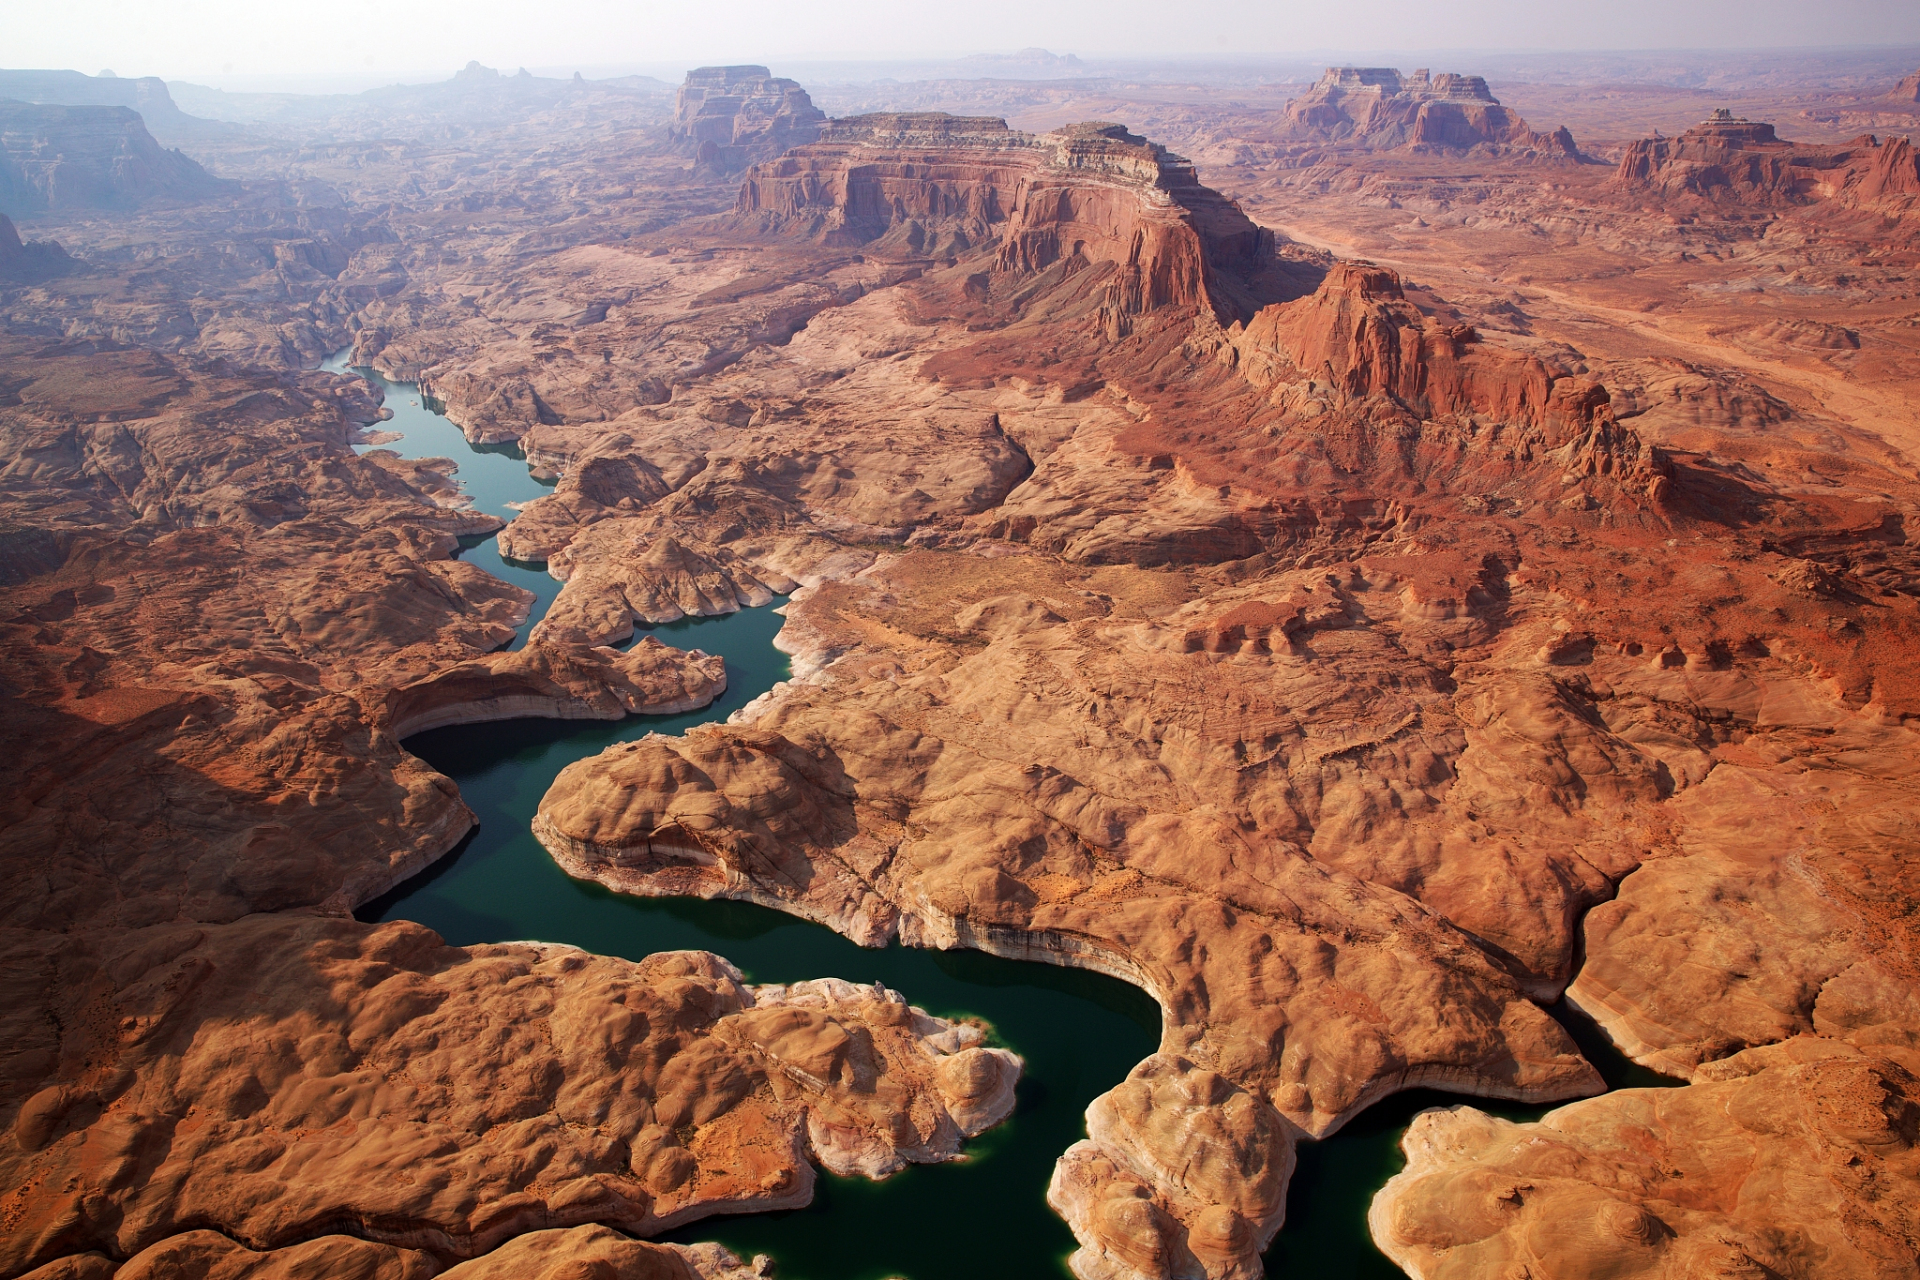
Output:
5,0,1919,81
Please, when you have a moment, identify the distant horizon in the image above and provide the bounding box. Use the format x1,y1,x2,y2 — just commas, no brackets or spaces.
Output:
7,0,1919,83
20,40,1920,99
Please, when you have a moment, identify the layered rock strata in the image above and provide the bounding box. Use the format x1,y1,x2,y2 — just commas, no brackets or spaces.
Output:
516,136,1920,1280
1614,109,1920,206
6,70,1920,1280
385,637,727,737
0,102,231,215
1281,67,1578,158
734,114,1281,324
671,66,825,174
0,69,204,141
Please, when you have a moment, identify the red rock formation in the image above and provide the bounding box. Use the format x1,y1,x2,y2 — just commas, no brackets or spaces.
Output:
0,102,231,215
1230,261,1659,492
0,916,1020,1275
1894,68,1920,102
35,1224,764,1280
1281,67,1578,158
384,637,727,737
734,115,1278,324
1614,109,1920,207
1372,1041,1920,1279
672,66,825,174
1857,133,1920,202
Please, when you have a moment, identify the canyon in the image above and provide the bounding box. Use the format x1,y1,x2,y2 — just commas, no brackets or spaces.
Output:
1,49,1918,1280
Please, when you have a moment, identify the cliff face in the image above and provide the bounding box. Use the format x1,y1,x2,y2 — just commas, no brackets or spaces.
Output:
671,65,825,174
0,68,201,140
1281,66,1578,158
0,212,73,281
1614,111,1920,207
734,115,1276,324
1235,262,1621,446
0,102,230,215
1894,67,1920,102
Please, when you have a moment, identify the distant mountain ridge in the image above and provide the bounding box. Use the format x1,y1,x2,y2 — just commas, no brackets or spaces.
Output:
0,102,232,216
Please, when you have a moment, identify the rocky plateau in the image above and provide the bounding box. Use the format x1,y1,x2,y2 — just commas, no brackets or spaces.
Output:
2,50,1919,1280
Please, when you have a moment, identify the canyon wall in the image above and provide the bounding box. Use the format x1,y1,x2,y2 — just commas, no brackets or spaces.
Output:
734,114,1279,325
0,102,230,215
0,68,201,141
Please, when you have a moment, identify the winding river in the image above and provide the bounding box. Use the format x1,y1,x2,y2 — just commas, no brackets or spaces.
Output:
328,353,1677,1279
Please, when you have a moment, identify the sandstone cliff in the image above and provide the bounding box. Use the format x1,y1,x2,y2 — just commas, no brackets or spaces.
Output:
0,68,206,142
0,102,231,215
1281,67,1579,159
1895,68,1920,102
734,114,1281,325
511,194,1919,1280
672,66,825,174
1614,109,1920,208
7,66,1920,1280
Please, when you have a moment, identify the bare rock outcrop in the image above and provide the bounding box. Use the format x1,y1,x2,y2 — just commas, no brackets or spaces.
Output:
1233,261,1641,461
1050,1056,1295,1280
0,915,1020,1275
734,114,1281,324
0,102,231,215
24,1224,765,1280
0,69,204,142
1281,67,1578,158
1894,67,1920,103
1614,108,1920,207
0,212,72,282
385,637,727,737
671,66,825,174
1371,1041,1920,1279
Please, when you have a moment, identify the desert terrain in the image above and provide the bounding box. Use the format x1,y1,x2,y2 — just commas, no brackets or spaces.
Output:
2,43,1919,1280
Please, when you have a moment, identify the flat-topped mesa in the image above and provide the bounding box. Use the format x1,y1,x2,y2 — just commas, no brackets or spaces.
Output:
0,101,231,214
0,68,198,139
734,114,1275,323
1316,67,1497,102
1282,66,1577,157
1894,67,1920,103
672,64,826,174
1615,109,1920,205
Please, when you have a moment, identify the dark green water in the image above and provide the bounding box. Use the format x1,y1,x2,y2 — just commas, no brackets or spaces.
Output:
323,351,559,648
1262,999,1683,1279
328,351,1682,1280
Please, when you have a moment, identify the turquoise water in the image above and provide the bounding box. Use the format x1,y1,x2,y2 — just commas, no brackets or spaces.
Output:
328,352,1679,1279
329,353,1160,1279
323,350,559,648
